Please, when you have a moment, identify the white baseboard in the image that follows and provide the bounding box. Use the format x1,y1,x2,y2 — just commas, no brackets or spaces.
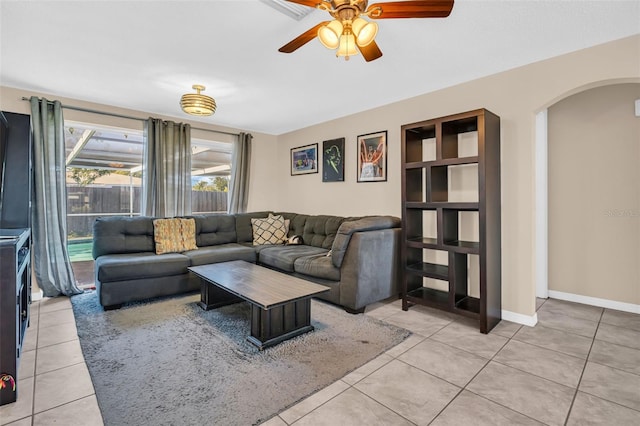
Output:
32,288,43,302
502,309,538,327
548,290,640,314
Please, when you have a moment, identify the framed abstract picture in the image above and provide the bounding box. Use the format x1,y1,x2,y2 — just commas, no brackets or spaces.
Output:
357,130,387,182
291,143,318,175
322,137,345,182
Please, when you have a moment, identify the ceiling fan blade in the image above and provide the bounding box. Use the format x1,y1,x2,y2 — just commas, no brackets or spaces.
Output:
367,0,454,19
278,21,330,53
357,40,383,62
282,0,322,7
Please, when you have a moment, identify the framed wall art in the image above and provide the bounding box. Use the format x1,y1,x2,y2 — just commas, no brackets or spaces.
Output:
357,130,387,182
290,143,318,176
322,137,345,182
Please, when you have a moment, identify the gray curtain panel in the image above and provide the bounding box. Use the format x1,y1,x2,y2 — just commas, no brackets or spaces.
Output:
228,132,252,214
29,97,81,297
142,118,192,217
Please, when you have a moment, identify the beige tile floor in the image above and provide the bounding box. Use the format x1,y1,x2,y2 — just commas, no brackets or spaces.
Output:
2,296,639,425
0,297,103,426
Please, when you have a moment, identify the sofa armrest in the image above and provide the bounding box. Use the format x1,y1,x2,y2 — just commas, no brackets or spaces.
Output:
338,228,401,311
331,216,400,268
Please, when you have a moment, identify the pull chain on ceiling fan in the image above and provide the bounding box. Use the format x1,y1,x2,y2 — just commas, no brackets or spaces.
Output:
278,0,455,62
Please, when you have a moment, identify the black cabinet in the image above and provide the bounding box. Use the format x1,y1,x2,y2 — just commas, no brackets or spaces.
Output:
0,229,31,405
0,111,33,405
401,109,502,333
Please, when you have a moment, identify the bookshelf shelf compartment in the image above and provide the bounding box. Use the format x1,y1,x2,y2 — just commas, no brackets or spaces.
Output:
406,287,449,310
455,295,481,315
406,262,449,281
405,202,479,211
401,109,502,334
406,237,439,248
442,240,480,254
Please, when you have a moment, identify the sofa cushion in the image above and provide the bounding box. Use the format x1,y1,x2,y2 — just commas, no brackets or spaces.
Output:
294,253,340,281
277,212,308,237
96,252,190,282
234,211,272,243
92,216,156,259
182,243,257,266
258,245,328,272
331,216,401,268
302,215,345,249
251,216,287,245
192,214,237,247
153,218,198,254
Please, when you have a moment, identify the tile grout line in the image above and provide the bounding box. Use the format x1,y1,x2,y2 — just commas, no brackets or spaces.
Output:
585,358,640,378
562,307,604,425
347,319,506,425
285,324,432,425
426,323,518,424
28,301,90,424
288,300,640,425
427,304,595,425
347,385,419,426
27,394,99,422
349,315,530,424
286,343,404,424
511,325,592,360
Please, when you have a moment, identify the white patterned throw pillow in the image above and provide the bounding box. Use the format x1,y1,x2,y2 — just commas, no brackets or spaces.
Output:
251,216,287,245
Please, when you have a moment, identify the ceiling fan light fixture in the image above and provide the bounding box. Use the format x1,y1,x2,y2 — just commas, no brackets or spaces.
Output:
352,17,378,47
318,19,343,49
180,84,216,116
336,33,359,60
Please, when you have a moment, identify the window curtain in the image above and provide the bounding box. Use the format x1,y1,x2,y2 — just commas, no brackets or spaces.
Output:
142,118,191,217
29,97,81,297
228,132,252,214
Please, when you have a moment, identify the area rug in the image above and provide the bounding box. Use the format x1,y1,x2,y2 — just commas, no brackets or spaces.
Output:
71,291,410,425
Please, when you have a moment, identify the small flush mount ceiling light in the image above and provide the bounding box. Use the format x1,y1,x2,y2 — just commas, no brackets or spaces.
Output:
180,85,216,116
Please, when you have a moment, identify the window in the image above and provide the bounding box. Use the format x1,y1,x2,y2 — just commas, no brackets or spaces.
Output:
64,121,144,287
190,138,232,214
63,121,232,287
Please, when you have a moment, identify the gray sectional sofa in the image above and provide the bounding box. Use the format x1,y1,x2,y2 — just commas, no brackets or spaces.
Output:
92,211,401,313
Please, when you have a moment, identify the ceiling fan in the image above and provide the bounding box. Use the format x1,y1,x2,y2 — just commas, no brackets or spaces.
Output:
278,0,454,62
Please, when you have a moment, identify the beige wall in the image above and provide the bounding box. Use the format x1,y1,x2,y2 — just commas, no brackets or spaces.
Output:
2,34,639,318
548,83,640,305
271,35,640,318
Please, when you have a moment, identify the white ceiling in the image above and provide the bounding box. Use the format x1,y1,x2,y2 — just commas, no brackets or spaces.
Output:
1,0,639,135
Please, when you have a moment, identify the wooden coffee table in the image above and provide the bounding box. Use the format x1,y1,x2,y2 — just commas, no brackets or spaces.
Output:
188,260,329,350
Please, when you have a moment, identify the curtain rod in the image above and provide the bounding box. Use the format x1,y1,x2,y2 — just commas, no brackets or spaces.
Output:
20,97,240,137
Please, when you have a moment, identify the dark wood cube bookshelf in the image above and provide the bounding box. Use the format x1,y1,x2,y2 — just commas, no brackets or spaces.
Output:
400,109,502,333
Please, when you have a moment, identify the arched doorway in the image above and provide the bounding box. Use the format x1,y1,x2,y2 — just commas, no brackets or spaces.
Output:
535,82,640,313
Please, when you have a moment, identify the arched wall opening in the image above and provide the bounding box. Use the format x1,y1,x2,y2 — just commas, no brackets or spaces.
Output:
535,81,640,313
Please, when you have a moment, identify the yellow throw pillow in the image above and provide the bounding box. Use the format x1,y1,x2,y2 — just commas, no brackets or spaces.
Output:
179,218,197,250
153,218,198,254
251,216,287,246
